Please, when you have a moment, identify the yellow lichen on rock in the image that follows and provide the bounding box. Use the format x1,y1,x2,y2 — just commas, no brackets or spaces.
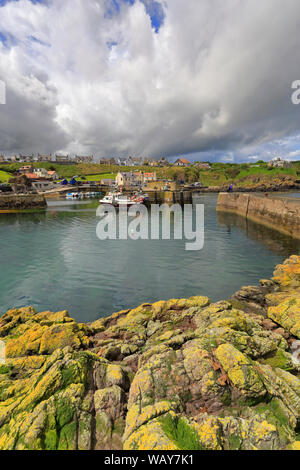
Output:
193,416,222,450
268,297,300,339
214,343,266,396
124,401,175,442
124,419,179,451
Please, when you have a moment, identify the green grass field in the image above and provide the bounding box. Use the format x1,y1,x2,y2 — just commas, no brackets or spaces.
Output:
76,173,116,182
0,170,12,183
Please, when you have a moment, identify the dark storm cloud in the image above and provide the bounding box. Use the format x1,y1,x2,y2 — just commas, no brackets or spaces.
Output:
0,0,300,161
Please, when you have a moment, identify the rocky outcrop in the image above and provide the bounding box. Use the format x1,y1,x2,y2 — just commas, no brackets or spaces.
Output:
217,193,300,239
0,194,47,211
201,174,300,193
0,257,300,450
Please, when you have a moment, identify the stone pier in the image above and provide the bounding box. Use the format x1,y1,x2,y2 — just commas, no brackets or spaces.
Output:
0,193,47,211
146,190,193,204
217,192,300,239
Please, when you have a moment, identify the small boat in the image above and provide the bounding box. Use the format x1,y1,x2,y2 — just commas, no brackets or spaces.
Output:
99,192,147,208
66,192,83,200
66,191,102,200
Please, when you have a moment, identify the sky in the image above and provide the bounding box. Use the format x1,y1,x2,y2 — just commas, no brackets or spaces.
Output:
1,0,300,162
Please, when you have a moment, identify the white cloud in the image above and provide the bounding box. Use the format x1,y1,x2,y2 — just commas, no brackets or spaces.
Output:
0,0,300,160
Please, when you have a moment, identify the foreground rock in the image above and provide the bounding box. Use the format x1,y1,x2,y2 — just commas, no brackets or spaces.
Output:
0,257,300,450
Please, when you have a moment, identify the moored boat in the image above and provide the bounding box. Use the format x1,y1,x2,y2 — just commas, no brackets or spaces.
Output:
99,192,148,207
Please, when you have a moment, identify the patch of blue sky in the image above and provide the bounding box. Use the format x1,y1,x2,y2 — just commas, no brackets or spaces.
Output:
105,0,165,33
0,0,48,6
0,32,7,44
0,31,18,48
140,0,165,33
107,40,118,50
104,0,121,18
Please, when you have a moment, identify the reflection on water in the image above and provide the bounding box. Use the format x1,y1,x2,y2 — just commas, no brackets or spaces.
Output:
0,194,299,323
217,211,300,257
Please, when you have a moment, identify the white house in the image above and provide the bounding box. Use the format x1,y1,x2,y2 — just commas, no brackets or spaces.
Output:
33,168,59,180
267,157,293,169
116,171,142,188
55,155,69,163
117,157,128,166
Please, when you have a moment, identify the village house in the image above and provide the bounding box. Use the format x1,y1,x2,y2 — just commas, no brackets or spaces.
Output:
116,157,145,166
174,158,191,167
19,165,34,175
10,175,33,194
98,157,116,165
195,162,211,170
75,155,94,163
267,157,293,169
160,159,170,167
33,168,59,180
47,170,59,180
148,160,159,167
148,158,170,167
101,178,116,187
19,154,35,163
37,154,52,162
55,155,69,164
116,171,143,188
143,172,157,184
127,156,145,167
18,171,56,192
22,172,39,181
33,168,49,178
117,157,128,166
3,155,17,163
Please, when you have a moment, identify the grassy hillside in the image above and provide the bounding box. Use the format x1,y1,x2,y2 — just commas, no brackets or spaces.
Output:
0,170,11,183
0,160,299,187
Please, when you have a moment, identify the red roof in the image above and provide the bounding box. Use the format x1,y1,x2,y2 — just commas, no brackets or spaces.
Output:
177,158,191,165
25,173,38,179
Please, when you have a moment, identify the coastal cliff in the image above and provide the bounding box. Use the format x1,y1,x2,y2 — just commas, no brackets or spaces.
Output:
0,256,300,450
217,193,300,239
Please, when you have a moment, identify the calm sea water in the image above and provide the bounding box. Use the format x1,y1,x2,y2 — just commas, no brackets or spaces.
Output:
0,194,299,323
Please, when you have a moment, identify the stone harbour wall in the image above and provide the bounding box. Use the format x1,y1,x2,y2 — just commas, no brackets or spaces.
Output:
217,192,300,239
0,193,47,211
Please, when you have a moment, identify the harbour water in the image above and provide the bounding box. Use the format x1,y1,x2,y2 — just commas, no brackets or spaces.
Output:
0,194,299,323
